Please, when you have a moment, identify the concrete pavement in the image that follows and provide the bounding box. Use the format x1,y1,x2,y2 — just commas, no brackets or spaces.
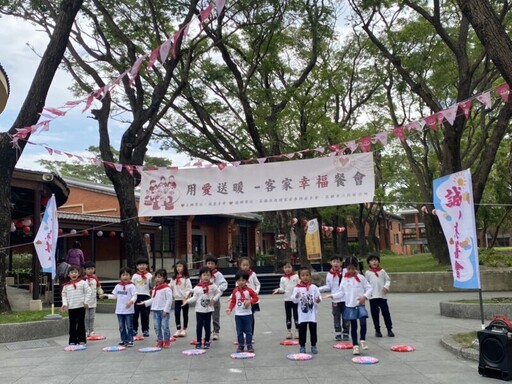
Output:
2,290,512,384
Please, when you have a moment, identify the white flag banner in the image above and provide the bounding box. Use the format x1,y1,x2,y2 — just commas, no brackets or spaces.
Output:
33,194,59,278
433,169,481,289
139,153,375,216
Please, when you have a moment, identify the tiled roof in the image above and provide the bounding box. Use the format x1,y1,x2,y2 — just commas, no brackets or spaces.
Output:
57,212,159,228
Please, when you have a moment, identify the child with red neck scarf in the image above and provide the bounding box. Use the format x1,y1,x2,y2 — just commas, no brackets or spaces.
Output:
61,265,92,346
324,256,372,356
272,261,300,339
237,257,261,338
205,253,227,340
318,254,350,341
171,260,192,338
365,253,394,338
132,258,153,338
100,267,138,347
138,269,173,348
83,261,101,337
226,270,259,353
183,266,222,349
291,267,322,355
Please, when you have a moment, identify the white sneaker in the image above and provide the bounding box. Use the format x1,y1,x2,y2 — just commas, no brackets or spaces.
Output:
353,345,360,355
360,340,368,350
294,330,299,339
180,329,187,337
212,332,219,340
286,331,293,339
173,330,181,338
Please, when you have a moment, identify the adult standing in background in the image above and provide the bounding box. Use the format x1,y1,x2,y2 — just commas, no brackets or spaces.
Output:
66,241,85,267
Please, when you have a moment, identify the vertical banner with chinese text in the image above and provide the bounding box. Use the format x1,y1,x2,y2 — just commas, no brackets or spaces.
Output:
433,170,481,289
33,194,59,279
305,219,321,261
138,153,375,216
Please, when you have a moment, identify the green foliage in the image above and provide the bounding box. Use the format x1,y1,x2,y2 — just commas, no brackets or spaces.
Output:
478,248,512,268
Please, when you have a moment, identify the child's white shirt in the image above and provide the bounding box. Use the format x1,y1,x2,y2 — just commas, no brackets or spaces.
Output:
132,271,152,296
170,276,193,300
106,283,138,314
318,269,344,303
291,284,321,323
365,268,391,299
143,285,173,312
61,279,92,309
332,273,372,307
187,283,222,313
276,274,300,301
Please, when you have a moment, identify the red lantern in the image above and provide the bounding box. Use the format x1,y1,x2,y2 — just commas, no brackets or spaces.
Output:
302,219,308,227
321,225,327,232
15,219,24,229
58,228,63,235
41,196,49,207
82,230,89,236
109,231,116,238
23,226,31,234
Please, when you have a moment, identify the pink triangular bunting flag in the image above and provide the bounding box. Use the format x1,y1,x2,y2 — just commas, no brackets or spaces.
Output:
496,83,510,102
359,136,372,152
393,126,406,142
476,91,492,109
458,99,472,119
441,105,458,125
374,131,388,145
423,114,438,131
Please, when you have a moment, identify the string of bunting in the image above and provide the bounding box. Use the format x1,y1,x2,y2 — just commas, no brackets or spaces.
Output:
9,0,227,150
18,82,511,174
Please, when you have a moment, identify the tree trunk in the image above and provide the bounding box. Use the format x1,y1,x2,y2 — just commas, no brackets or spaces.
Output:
423,214,449,265
0,0,84,313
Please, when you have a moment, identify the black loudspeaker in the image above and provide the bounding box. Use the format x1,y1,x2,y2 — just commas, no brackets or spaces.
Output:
478,327,512,380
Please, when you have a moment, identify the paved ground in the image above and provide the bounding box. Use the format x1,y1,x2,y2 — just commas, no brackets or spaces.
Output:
2,289,512,384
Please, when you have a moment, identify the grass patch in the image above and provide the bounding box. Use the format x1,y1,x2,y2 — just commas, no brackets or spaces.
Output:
453,331,478,349
0,309,68,324
380,253,450,273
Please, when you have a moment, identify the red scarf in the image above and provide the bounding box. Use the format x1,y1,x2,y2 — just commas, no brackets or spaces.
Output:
210,268,218,278
296,281,311,291
175,274,182,286
119,281,134,291
368,266,382,277
344,272,361,282
247,269,254,276
234,286,249,301
197,281,212,294
65,278,82,289
283,272,296,279
152,283,169,297
86,273,101,287
329,268,342,279
136,270,149,280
